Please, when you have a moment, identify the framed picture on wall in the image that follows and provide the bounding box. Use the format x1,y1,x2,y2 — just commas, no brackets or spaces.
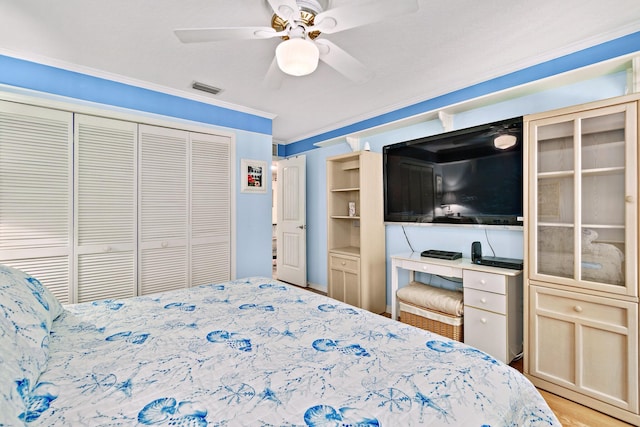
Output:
241,159,267,193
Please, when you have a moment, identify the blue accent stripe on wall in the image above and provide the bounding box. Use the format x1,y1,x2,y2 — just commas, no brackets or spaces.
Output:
0,55,272,135
284,30,640,156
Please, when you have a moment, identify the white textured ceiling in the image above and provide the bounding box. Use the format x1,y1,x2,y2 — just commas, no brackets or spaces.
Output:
1,0,639,144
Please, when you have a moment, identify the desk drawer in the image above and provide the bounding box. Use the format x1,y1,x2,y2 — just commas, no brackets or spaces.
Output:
463,270,506,294
464,306,507,363
400,259,463,278
464,288,506,314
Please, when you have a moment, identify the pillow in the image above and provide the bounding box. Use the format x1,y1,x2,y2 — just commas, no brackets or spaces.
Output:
0,264,63,425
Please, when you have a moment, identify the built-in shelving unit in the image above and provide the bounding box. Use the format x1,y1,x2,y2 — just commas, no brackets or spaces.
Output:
326,151,385,313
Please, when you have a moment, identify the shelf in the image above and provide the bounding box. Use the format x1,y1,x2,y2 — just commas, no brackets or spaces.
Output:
581,166,624,176
331,215,360,220
538,166,624,179
329,246,360,256
341,160,360,171
538,171,574,179
582,223,625,230
331,187,360,192
538,222,624,229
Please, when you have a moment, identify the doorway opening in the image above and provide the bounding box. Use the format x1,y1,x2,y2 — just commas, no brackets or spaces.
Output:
272,161,277,279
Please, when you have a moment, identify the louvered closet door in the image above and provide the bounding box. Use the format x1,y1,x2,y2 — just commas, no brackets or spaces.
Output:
0,101,73,303
190,132,231,285
139,124,188,294
74,115,137,303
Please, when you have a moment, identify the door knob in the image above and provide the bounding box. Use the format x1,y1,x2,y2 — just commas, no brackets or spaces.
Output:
297,225,306,229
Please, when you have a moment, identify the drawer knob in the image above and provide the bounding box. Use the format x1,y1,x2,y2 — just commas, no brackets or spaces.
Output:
341,261,346,266
573,305,583,313
626,195,633,203
103,246,112,252
480,318,487,324
161,241,169,248
480,279,486,285
480,297,487,304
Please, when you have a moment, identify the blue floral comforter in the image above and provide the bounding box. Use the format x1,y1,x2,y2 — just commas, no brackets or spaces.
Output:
31,277,559,426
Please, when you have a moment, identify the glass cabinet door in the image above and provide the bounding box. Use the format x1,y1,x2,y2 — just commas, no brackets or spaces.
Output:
580,112,626,287
535,118,575,280
531,103,637,295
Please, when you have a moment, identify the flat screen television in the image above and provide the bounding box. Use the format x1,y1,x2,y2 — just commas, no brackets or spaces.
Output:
383,116,523,226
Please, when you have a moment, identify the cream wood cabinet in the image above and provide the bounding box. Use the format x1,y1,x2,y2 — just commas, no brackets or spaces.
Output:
327,151,385,313
329,253,360,307
524,94,640,425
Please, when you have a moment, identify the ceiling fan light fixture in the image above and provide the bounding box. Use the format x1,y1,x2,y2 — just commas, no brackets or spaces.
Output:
275,38,319,76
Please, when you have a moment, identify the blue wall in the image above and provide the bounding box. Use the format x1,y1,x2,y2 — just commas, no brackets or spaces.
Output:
300,69,631,303
284,31,640,156
0,55,275,280
285,30,640,300
1,28,638,301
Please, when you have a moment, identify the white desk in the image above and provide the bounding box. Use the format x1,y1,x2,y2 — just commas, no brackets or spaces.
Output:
391,252,523,363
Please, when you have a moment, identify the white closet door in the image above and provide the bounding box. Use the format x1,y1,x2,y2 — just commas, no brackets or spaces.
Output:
74,115,137,303
138,124,188,295
0,100,73,302
190,132,231,286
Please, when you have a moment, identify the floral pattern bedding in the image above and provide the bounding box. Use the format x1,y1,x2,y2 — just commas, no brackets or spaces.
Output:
4,275,560,426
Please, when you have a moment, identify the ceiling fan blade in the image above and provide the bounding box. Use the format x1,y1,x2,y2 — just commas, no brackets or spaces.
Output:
311,0,419,34
263,56,285,89
266,0,301,22
174,27,282,43
315,39,374,84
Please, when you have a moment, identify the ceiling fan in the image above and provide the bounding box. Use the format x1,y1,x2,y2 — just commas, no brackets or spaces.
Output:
174,0,419,84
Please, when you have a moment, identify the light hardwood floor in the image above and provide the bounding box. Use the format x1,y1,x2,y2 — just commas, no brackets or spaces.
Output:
508,358,633,427
538,389,633,427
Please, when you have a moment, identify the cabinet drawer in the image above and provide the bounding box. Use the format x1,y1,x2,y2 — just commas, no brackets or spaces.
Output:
464,288,506,314
464,306,507,363
329,254,359,272
532,285,632,328
463,270,506,294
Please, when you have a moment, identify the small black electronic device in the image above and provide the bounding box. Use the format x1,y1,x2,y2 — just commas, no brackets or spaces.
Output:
471,241,482,264
477,256,523,270
420,249,462,260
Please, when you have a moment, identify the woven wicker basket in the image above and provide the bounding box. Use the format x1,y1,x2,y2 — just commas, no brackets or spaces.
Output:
399,301,464,342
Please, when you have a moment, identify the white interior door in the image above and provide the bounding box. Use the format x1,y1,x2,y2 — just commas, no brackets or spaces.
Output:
75,114,137,303
276,155,306,287
138,124,189,295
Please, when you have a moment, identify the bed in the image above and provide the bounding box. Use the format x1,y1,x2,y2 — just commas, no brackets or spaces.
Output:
1,264,560,426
